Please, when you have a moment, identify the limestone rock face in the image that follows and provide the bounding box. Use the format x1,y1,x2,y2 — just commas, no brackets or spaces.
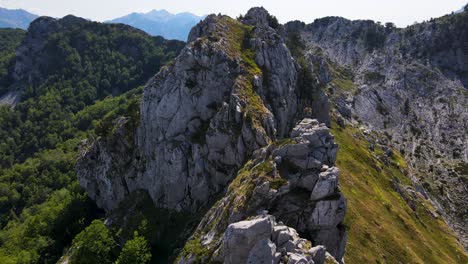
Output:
77,9,308,213
310,167,339,200
223,216,274,264
291,12,468,246
250,24,298,137
135,34,260,211
217,215,339,264
241,7,271,27
78,13,288,212
76,120,135,211
177,118,347,263
77,7,347,262
247,239,277,264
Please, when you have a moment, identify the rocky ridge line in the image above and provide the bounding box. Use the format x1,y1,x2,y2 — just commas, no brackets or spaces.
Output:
77,7,347,263
177,118,346,263
285,13,468,246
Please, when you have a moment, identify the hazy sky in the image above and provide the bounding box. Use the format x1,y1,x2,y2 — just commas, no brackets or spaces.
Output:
0,0,466,27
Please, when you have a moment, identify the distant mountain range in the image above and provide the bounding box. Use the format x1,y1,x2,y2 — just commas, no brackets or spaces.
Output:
0,7,203,41
455,3,468,13
0,7,38,29
107,9,205,41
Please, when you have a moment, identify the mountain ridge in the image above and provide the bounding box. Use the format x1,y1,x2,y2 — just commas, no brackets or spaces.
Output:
0,7,38,29
0,6,466,264
107,9,205,41
76,7,467,263
287,10,468,247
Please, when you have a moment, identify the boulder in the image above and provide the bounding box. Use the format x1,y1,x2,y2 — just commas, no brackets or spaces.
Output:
309,193,346,228
309,246,326,264
223,216,274,264
297,173,319,191
310,167,339,200
287,253,312,264
217,215,339,264
247,239,277,264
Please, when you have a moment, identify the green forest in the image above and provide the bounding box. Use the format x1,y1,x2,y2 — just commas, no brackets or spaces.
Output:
0,18,183,264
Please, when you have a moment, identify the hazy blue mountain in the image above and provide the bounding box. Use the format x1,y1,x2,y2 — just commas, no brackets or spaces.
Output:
107,9,204,41
455,3,468,13
0,7,38,29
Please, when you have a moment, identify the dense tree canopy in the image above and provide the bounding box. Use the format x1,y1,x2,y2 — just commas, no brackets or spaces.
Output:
0,88,144,263
0,29,25,92
0,18,183,167
0,16,183,264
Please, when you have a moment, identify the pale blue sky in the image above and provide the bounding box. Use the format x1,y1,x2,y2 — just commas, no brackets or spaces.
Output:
0,0,466,27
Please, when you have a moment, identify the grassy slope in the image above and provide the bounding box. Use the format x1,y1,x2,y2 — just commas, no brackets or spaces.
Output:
331,121,467,263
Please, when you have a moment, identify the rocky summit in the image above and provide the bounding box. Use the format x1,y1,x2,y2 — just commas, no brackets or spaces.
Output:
77,7,347,263
73,6,468,264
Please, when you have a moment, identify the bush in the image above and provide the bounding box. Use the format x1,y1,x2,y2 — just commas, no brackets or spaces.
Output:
71,220,117,264
115,231,152,264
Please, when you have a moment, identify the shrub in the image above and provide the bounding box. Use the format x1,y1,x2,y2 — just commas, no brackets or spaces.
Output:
115,231,152,264
71,220,117,264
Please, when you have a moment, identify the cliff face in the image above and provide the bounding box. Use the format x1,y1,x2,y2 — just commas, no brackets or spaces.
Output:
290,11,468,246
177,119,345,263
76,6,467,263
77,7,346,263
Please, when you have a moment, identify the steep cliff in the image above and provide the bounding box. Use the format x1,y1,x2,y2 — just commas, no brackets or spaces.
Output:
177,119,345,263
76,6,468,264
77,7,347,263
286,10,468,247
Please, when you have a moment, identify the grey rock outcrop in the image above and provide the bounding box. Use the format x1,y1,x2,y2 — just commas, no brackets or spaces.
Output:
250,24,297,137
205,215,339,264
78,13,282,212
177,118,346,263
77,7,347,262
77,8,315,214
289,11,468,246
310,167,339,200
241,7,271,27
223,216,274,264
247,239,277,264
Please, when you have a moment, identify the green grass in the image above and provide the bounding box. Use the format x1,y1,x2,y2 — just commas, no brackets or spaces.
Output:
179,237,210,264
331,120,468,263
333,78,356,92
327,61,356,93
213,17,270,131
